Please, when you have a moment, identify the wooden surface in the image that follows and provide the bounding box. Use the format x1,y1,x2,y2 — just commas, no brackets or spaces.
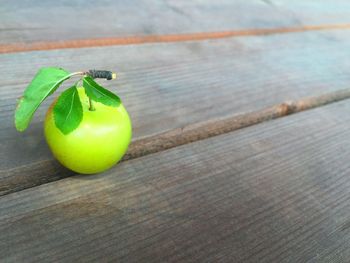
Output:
2,101,350,262
3,30,350,195
2,0,350,262
1,0,350,45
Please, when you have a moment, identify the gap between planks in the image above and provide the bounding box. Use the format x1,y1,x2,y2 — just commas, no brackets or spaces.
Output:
2,88,350,197
1,24,350,54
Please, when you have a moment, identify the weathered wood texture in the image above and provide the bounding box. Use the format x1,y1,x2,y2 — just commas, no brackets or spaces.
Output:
1,0,350,46
124,88,350,161
1,100,350,262
2,30,350,195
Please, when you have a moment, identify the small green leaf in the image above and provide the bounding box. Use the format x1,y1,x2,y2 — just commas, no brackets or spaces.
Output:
15,67,71,131
53,86,83,135
83,76,121,107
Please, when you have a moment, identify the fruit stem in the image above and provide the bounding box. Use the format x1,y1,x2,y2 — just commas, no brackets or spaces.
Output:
70,70,117,80
69,71,85,78
88,97,95,111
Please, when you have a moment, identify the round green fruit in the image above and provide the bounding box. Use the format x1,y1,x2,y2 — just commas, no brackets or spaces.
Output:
44,87,132,174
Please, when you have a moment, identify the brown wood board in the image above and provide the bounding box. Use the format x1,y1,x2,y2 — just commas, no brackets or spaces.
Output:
1,100,350,262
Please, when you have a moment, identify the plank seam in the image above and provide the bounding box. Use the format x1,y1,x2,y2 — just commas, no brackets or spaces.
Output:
1,24,350,54
123,88,350,161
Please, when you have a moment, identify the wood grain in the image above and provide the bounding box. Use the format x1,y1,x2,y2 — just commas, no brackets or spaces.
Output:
1,100,350,262
2,0,350,46
2,30,350,195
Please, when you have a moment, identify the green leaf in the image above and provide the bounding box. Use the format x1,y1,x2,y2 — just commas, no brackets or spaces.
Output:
15,67,71,131
53,86,83,135
83,76,121,107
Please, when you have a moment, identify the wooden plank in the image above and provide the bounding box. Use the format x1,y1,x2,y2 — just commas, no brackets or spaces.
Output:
123,88,350,161
1,100,350,262
1,0,350,46
2,29,350,195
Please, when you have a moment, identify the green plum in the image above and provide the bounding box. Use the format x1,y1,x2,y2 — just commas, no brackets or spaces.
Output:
44,87,132,174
